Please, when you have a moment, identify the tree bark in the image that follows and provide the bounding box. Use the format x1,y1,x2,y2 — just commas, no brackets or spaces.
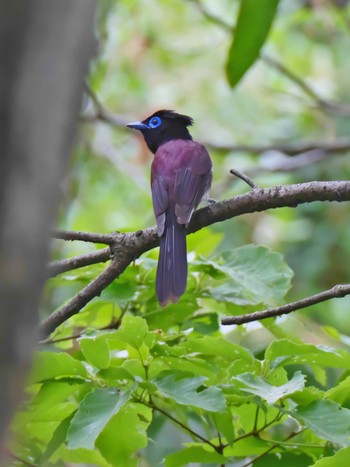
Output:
0,0,96,454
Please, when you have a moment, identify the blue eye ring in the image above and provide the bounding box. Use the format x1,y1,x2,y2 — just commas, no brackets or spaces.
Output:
149,116,162,128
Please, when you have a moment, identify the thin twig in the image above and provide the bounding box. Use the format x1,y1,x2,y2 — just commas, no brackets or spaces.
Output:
38,317,121,345
5,451,38,467
241,429,306,467
262,54,350,116
52,229,116,245
206,138,350,156
221,284,350,325
150,400,219,450
230,168,259,189
189,0,232,32
83,83,128,127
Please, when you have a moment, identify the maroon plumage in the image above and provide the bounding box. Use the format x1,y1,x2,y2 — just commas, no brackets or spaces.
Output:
127,110,212,305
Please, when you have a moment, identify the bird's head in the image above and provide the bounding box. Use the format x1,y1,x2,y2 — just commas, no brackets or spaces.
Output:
127,109,193,153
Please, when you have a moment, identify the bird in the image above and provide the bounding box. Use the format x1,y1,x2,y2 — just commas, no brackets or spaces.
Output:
127,110,212,306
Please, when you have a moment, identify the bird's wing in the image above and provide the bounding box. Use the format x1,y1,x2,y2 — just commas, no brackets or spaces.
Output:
151,176,169,236
174,144,212,225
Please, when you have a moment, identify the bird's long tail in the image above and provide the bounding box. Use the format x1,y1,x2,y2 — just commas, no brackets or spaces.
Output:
156,209,187,306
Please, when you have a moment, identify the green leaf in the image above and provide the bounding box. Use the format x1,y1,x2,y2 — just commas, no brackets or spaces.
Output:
208,245,293,307
115,315,148,350
234,371,305,404
213,411,235,445
266,339,350,370
96,403,152,467
224,435,270,456
39,413,75,463
152,370,226,412
67,387,131,450
325,375,350,405
310,447,350,466
292,400,350,447
165,445,227,467
52,446,111,467
80,335,110,369
30,351,88,382
253,452,313,466
179,336,253,362
226,0,280,87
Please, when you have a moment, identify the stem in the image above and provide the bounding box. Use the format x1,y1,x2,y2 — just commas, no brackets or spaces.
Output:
148,399,218,450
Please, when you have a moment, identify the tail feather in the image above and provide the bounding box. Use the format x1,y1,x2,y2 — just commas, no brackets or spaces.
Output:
156,213,187,306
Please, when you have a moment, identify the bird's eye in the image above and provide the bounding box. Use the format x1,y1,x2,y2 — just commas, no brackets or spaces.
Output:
149,116,162,128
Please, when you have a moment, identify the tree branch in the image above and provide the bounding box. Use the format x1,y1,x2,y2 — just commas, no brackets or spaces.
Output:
221,284,350,325
206,138,350,156
47,248,110,277
52,229,116,244
82,83,128,127
40,181,350,337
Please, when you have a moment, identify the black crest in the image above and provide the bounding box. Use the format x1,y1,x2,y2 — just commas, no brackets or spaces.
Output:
146,109,194,127
127,109,194,153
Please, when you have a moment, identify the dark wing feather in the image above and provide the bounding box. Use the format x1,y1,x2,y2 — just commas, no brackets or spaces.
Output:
174,144,212,225
174,168,212,224
151,176,168,236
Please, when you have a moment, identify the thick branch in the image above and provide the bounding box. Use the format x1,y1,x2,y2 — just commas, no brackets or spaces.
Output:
40,230,159,336
188,180,350,233
40,181,350,337
221,284,350,325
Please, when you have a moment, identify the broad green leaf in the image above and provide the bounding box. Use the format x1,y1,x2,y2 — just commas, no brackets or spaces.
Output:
67,387,131,450
310,447,350,466
233,371,305,404
292,400,350,447
165,445,227,467
115,315,148,349
152,370,226,412
266,339,350,370
39,413,75,464
179,336,253,362
187,227,223,256
188,312,219,334
97,367,135,386
289,386,324,406
14,381,79,427
226,0,280,87
96,403,152,467
52,446,111,467
325,375,350,405
30,351,88,382
252,452,313,466
208,245,293,307
224,436,270,457
80,335,110,369
213,411,235,445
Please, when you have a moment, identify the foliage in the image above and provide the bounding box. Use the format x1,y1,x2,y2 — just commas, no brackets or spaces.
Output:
9,0,350,466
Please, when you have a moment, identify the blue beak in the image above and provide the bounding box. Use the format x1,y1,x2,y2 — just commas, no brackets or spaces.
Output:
126,121,149,130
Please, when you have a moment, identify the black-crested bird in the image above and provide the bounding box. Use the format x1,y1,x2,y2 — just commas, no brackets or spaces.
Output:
127,110,212,305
